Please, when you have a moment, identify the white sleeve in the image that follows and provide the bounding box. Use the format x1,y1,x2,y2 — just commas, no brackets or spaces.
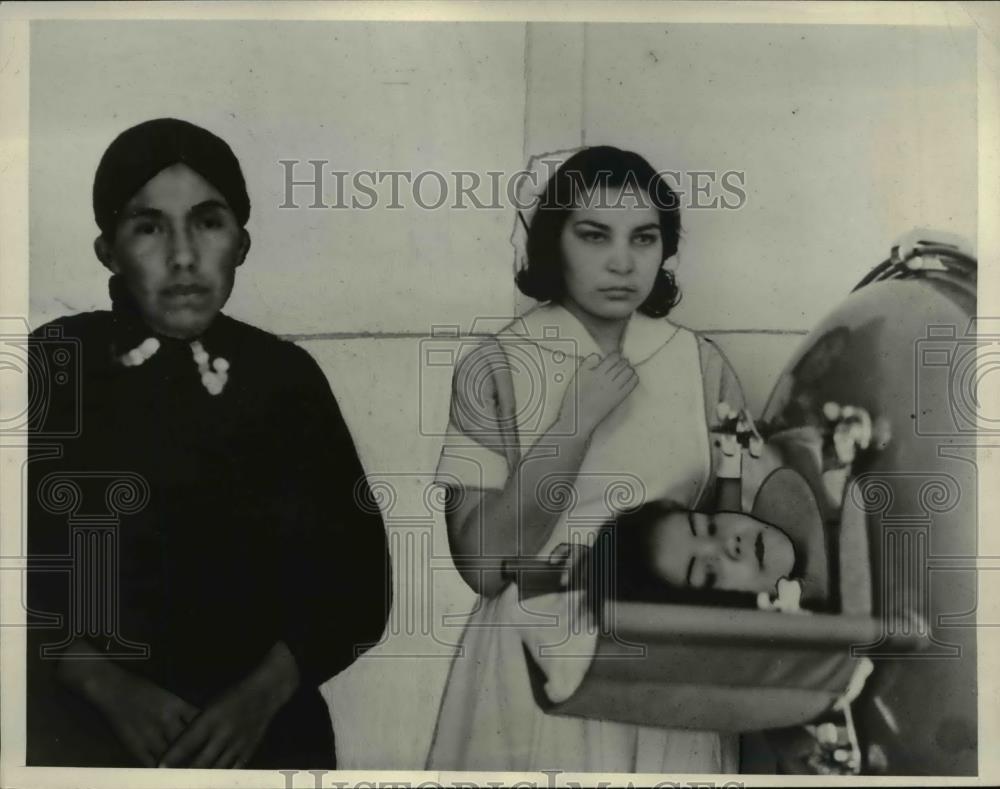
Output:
434,339,519,493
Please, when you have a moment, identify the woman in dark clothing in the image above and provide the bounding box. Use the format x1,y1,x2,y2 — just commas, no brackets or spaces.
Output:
27,118,392,769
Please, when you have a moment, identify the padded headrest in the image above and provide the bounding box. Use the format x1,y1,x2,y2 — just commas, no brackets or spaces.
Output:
751,467,830,605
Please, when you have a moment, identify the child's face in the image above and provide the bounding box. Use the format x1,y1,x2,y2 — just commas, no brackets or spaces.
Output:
648,511,796,594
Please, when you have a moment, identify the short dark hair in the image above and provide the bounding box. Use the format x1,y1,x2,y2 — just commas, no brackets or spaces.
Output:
516,146,682,318
586,500,759,611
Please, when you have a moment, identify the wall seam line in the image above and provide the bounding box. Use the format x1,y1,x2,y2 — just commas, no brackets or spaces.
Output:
285,328,811,342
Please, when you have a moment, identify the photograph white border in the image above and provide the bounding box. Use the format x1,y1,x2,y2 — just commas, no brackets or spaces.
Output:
2,2,997,787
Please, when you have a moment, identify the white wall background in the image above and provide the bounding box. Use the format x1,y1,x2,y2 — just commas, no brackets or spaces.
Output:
28,20,977,768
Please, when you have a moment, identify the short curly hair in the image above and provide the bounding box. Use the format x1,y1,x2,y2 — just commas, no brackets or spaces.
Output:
516,146,682,318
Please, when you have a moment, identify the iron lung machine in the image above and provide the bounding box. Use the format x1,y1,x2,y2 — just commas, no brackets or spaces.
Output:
755,235,978,774
514,234,979,775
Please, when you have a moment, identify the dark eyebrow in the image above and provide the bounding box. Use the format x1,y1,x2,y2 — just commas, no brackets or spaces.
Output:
190,199,231,214
685,512,696,586
122,207,163,221
631,223,661,233
572,219,610,231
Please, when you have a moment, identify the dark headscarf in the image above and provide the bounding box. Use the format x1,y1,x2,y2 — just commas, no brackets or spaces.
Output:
93,118,251,238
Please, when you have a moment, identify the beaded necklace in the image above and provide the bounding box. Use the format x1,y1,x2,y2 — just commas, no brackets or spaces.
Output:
190,340,230,395
109,276,231,396
116,336,231,396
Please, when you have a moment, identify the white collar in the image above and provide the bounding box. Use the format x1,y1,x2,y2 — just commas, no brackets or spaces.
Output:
504,302,681,366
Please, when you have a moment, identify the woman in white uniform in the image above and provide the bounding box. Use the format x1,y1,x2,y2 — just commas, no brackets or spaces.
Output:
427,147,750,773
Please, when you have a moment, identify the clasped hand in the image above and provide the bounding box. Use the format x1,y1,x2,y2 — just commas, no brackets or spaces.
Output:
156,672,282,768
79,651,294,768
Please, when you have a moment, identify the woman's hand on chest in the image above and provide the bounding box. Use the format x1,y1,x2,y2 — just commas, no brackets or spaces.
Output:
560,352,639,437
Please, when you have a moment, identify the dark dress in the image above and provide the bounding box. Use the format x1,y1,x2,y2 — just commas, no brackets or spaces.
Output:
26,295,392,768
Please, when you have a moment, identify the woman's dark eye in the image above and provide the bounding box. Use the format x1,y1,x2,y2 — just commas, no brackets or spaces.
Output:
581,231,606,243
632,233,658,246
134,222,159,235
198,215,224,230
